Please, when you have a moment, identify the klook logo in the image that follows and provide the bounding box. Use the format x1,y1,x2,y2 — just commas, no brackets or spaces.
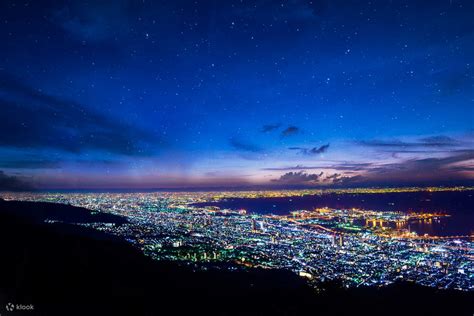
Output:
4,303,34,312
5,303,14,312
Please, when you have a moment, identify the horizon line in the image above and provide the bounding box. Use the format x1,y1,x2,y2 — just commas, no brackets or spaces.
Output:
2,185,473,194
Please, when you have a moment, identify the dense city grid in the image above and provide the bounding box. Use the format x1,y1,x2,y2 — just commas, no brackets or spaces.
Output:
3,188,473,291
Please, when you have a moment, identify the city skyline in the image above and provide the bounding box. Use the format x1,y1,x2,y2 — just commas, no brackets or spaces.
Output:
0,0,473,190
3,187,473,292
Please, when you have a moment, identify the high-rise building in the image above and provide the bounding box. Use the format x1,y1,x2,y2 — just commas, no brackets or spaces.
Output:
251,219,257,232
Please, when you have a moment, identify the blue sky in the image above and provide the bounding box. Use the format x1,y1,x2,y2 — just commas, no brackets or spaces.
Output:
0,0,473,190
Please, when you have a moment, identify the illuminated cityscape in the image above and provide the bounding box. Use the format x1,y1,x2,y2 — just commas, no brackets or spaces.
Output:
3,187,473,292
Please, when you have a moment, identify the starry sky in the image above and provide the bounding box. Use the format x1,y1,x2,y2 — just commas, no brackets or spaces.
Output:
0,0,473,190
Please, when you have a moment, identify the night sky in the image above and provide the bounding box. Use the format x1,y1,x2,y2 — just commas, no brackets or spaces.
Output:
0,0,473,190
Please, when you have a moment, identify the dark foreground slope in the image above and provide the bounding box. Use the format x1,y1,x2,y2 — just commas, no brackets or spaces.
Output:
0,199,472,316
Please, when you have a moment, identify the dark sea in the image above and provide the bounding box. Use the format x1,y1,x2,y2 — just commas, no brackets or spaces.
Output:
194,191,474,236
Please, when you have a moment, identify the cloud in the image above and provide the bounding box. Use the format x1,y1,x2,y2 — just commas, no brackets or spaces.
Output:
289,143,330,155
261,123,281,133
436,69,474,96
51,0,132,41
419,136,460,146
270,170,365,187
310,143,330,154
281,126,300,138
330,175,365,186
370,151,474,174
358,135,460,149
264,164,316,171
263,162,373,171
356,151,474,186
272,171,324,184
0,171,33,191
325,173,341,180
319,172,365,186
265,150,474,187
0,72,162,156
0,159,60,169
229,138,263,153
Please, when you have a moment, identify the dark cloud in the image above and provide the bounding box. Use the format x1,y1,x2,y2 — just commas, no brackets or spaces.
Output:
263,162,373,171
327,162,373,171
265,150,474,187
359,151,474,186
449,165,474,172
289,143,330,155
358,135,461,149
0,171,33,191
0,72,162,156
372,151,474,174
264,164,315,171
270,170,365,187
330,175,365,186
281,126,300,138
0,159,60,169
325,173,341,180
436,69,474,96
51,0,132,41
229,138,263,153
261,123,281,133
272,171,323,184
0,156,123,170
419,136,460,146
310,143,330,154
